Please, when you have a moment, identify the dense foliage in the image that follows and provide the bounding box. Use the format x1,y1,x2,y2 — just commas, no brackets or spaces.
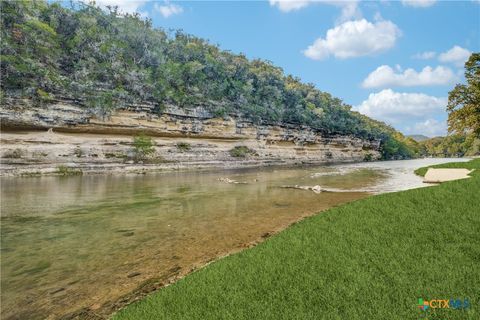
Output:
2,0,415,159
447,53,480,137
444,53,480,157
417,134,479,157
398,133,479,158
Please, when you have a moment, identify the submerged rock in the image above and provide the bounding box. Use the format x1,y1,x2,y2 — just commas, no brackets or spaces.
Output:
127,272,141,278
218,177,248,184
49,287,66,295
280,185,324,194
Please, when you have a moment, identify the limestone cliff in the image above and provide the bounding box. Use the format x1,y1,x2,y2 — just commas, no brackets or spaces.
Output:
0,98,381,176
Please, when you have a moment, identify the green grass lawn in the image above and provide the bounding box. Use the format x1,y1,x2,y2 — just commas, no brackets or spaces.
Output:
114,160,480,320
414,158,480,177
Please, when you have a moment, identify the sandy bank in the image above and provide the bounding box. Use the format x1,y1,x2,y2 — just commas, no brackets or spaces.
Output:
423,168,473,183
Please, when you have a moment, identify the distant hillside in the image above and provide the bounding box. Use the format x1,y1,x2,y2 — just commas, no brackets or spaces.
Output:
407,134,430,142
1,0,415,159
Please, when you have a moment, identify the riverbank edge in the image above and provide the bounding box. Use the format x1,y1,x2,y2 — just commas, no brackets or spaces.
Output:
110,159,479,320
63,202,344,319
0,158,364,178
2,157,471,178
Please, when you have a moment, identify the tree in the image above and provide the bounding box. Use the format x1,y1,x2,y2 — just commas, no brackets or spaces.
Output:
447,53,480,137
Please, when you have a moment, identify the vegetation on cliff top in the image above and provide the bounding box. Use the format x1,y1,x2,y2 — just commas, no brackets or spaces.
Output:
1,0,419,159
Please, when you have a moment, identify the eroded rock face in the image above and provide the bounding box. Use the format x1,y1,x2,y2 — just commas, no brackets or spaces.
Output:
0,98,91,129
0,99,381,176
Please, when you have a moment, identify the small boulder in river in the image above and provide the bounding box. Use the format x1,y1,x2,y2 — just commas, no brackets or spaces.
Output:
127,272,141,278
281,185,324,193
218,177,248,184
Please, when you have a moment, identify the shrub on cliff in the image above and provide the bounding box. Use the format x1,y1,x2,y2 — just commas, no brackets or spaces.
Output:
3,148,24,159
363,153,373,162
133,134,155,160
229,146,257,158
56,165,82,176
176,142,192,152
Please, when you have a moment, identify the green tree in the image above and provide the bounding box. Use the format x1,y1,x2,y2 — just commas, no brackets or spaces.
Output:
447,53,480,137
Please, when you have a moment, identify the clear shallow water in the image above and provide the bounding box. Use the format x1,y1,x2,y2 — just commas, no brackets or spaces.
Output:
0,158,468,319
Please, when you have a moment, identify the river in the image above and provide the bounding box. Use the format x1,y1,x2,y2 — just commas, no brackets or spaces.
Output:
0,158,468,319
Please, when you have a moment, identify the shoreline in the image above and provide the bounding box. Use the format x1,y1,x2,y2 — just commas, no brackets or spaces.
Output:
0,158,361,178
1,129,466,178
1,157,464,178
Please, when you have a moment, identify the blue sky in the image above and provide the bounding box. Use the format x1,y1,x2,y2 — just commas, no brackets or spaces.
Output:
96,0,480,137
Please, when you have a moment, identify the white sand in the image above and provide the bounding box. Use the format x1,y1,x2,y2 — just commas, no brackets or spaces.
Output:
423,168,473,183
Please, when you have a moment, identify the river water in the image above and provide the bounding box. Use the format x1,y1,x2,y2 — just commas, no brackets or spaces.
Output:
0,158,468,319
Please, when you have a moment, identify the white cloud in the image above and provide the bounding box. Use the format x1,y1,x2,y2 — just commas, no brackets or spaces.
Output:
93,0,146,14
362,65,456,88
269,0,361,22
407,119,447,137
154,2,184,18
402,0,437,7
269,0,312,12
355,89,447,124
303,19,401,60
412,51,436,60
335,1,362,23
438,45,472,67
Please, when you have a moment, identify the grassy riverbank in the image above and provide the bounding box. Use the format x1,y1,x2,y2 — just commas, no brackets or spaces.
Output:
114,160,479,320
